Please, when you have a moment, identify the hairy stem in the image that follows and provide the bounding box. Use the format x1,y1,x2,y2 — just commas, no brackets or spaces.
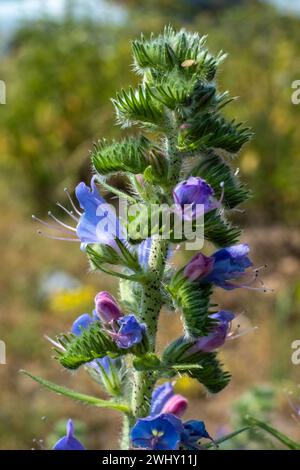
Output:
120,414,131,450
131,237,168,421
125,111,181,447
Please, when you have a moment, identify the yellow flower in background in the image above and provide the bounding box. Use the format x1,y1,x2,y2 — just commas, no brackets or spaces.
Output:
175,376,202,397
49,286,95,315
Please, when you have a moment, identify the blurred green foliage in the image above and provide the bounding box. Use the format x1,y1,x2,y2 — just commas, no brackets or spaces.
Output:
0,17,133,209
1,1,300,222
229,385,277,449
195,3,300,224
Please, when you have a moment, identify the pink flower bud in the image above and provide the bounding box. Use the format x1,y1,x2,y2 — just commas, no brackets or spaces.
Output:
94,291,122,323
161,394,188,418
183,252,214,282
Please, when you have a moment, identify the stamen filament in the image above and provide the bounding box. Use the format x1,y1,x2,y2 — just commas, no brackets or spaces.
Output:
56,202,79,222
32,215,73,235
37,230,80,242
48,211,76,232
64,187,82,215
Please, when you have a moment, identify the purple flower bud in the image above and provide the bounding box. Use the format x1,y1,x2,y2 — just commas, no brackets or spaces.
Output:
94,291,122,323
173,176,220,218
161,394,188,418
183,252,214,282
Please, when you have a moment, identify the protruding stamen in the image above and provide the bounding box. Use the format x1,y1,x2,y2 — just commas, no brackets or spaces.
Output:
253,264,268,273
228,325,258,340
37,230,80,242
56,202,79,222
32,215,72,235
48,211,76,232
64,187,82,215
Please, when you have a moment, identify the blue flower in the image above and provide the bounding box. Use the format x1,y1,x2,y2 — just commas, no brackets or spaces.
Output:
75,176,125,249
109,314,146,349
184,310,235,353
137,237,152,268
184,244,258,290
150,382,174,416
131,414,183,450
32,176,124,250
131,383,213,450
150,382,188,418
53,419,85,450
173,176,222,219
71,313,96,336
181,420,212,450
202,243,253,290
89,356,122,396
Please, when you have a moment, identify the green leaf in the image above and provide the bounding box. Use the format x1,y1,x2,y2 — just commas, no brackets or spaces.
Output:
244,416,300,450
55,323,121,370
190,150,251,209
204,210,241,247
132,28,225,83
178,112,252,154
55,321,148,370
20,370,130,413
112,84,164,129
86,243,145,282
133,353,162,371
187,352,231,393
167,271,213,337
92,135,150,176
162,338,230,394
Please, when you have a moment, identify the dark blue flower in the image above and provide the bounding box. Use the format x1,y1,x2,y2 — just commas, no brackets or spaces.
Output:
53,419,85,450
131,414,183,450
181,420,212,450
131,384,212,450
109,314,146,349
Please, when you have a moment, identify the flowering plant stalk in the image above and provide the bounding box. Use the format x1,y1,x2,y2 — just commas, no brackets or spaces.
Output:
24,27,294,451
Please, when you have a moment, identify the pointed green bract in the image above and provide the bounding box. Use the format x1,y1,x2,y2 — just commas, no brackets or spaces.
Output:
92,135,151,175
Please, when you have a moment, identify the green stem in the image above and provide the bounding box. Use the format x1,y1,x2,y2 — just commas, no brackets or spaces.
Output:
131,236,168,420
123,111,181,448
120,414,131,450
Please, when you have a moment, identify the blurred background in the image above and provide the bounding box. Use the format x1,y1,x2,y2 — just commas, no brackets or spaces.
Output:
0,0,300,449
